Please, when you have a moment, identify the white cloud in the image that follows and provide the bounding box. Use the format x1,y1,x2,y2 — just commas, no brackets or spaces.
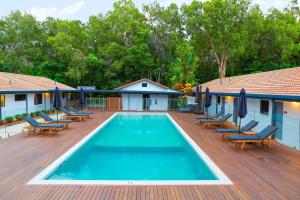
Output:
251,0,290,12
60,1,85,17
28,0,86,21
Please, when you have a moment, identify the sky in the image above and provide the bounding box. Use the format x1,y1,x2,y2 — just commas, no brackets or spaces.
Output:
0,0,296,22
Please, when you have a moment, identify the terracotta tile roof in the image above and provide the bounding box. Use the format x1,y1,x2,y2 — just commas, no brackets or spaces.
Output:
0,72,75,91
200,67,300,96
116,78,170,90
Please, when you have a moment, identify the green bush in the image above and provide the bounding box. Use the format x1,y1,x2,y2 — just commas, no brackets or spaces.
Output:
5,116,14,123
22,113,28,117
30,112,36,117
15,115,24,120
45,110,52,114
34,111,40,116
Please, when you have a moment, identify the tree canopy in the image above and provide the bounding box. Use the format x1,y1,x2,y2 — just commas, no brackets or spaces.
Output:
0,0,299,89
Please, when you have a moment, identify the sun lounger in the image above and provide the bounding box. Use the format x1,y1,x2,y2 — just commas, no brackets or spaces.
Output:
227,125,278,150
60,107,88,121
216,120,259,138
40,112,73,128
199,113,232,128
178,104,197,112
196,110,224,120
69,106,94,115
24,116,64,134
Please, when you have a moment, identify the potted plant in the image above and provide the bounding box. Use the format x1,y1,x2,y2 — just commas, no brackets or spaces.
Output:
4,116,14,123
15,115,24,121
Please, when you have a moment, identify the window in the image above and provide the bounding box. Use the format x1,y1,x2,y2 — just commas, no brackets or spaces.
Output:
1,95,5,107
260,100,269,115
142,83,147,87
34,94,43,105
217,96,221,104
15,94,26,101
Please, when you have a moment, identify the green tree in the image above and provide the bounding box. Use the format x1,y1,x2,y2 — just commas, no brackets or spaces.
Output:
171,42,198,85
184,0,250,82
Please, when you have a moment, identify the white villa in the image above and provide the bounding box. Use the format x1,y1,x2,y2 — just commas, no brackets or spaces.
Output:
199,67,300,150
0,72,75,120
116,78,179,111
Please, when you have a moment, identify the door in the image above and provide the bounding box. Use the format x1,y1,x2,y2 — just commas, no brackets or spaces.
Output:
233,97,238,125
143,94,150,110
272,101,283,140
221,97,225,114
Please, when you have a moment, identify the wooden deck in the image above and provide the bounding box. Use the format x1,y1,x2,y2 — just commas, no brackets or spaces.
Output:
0,111,300,200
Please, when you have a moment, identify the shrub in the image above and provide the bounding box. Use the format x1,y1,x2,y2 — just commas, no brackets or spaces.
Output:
22,113,28,117
34,111,40,116
30,112,36,117
15,115,24,120
5,116,14,123
45,110,51,114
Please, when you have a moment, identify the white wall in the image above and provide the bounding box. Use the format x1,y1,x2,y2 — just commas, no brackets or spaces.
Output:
242,98,273,131
149,94,168,111
1,93,67,119
121,80,171,92
120,80,175,111
207,96,217,116
282,102,300,150
1,94,27,117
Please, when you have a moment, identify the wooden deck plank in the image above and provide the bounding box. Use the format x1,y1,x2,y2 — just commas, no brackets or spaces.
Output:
0,111,300,200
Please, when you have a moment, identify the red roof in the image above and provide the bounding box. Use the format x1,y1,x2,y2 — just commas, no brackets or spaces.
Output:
200,67,300,96
0,72,75,91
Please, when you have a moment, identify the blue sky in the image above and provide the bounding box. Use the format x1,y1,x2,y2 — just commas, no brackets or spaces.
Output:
0,0,294,22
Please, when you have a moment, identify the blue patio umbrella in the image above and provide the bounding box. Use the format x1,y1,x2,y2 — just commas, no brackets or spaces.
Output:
53,87,62,122
237,88,247,131
79,88,85,108
205,87,211,118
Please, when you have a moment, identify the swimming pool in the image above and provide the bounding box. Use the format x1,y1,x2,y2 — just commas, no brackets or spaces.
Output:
29,113,232,185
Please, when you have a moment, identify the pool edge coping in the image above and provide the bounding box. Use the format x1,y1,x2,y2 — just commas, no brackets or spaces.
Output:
27,112,233,186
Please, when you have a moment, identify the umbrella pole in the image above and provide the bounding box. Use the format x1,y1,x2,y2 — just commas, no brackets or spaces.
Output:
206,107,208,119
239,118,241,132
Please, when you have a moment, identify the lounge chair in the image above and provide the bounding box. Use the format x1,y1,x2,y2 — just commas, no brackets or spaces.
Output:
60,107,88,121
178,104,197,112
40,112,73,128
24,116,64,134
227,125,278,150
216,120,259,139
196,110,224,120
200,113,232,128
69,106,94,115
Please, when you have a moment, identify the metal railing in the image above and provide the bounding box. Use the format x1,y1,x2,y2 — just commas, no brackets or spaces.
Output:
2,96,299,151
207,101,300,150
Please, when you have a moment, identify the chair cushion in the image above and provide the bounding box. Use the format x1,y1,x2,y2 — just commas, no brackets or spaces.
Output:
228,135,260,140
38,124,64,128
216,128,239,133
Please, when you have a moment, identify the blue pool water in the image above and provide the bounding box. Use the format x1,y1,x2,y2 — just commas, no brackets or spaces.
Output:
46,114,218,180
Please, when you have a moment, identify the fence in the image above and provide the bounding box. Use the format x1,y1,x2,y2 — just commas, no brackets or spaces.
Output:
0,97,190,139
207,97,300,150
1,95,300,150
67,97,190,111
0,105,63,140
